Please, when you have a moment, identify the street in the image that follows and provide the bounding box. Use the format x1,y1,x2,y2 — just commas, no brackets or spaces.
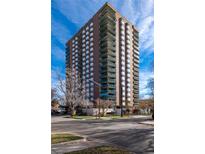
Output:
52,116,154,154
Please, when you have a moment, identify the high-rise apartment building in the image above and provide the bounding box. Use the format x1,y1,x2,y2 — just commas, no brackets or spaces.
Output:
66,2,139,108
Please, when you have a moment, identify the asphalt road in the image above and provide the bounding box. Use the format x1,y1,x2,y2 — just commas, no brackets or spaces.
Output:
52,116,154,153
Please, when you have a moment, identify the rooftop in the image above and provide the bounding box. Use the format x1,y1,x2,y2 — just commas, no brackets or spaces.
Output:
66,2,138,45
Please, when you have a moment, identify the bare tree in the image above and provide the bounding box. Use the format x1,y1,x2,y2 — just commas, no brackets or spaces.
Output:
54,69,85,116
96,99,112,118
147,77,154,99
51,88,56,101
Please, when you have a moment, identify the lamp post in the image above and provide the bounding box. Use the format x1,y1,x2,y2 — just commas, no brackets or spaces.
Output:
88,79,101,118
120,87,123,117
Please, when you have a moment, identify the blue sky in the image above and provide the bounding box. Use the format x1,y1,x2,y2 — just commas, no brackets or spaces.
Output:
51,0,154,99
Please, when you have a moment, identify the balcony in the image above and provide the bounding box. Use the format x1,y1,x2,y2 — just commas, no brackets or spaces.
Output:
133,76,139,81
100,7,115,18
100,24,116,34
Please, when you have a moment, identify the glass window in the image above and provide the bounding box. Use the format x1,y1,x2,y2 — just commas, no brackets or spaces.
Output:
90,27,93,32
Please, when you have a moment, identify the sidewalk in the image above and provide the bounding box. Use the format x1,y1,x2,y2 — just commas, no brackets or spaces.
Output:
51,138,106,154
139,120,154,126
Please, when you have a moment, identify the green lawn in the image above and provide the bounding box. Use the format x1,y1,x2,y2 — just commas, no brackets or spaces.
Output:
64,146,132,154
72,115,130,120
72,115,96,120
110,115,129,119
51,133,83,144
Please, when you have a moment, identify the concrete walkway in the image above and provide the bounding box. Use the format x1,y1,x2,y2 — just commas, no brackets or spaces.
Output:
139,120,154,126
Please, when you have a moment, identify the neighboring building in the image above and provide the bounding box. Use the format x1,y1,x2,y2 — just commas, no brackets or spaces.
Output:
66,2,139,108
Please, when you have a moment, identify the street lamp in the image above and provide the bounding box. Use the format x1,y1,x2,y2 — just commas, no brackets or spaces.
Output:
120,87,123,117
88,79,101,118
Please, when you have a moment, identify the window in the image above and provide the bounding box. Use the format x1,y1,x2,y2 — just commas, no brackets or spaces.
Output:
127,39,130,44
90,27,93,32
121,71,125,75
121,56,125,61
121,45,125,50
86,26,89,30
127,59,130,63
90,42,93,47
90,22,93,26
121,30,125,35
127,79,130,84
90,32,93,36
122,81,125,85
121,61,125,66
